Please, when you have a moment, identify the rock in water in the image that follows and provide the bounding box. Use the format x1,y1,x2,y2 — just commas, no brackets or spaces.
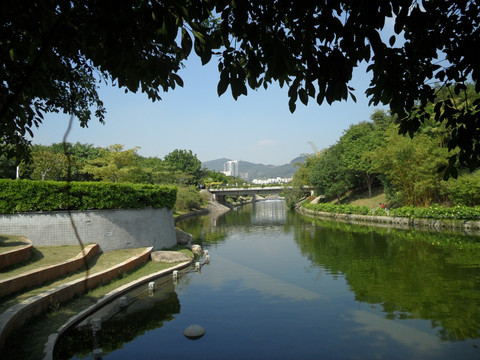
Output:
176,228,193,245
183,325,205,340
190,244,202,255
150,251,192,263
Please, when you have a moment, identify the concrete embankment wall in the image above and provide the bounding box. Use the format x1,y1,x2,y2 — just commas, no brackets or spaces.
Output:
0,208,176,252
298,207,480,231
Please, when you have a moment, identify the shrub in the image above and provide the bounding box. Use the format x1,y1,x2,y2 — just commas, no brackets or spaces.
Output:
283,186,305,209
0,179,177,213
372,207,388,216
175,186,204,212
442,171,480,206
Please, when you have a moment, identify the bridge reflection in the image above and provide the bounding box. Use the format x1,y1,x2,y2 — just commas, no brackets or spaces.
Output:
252,200,287,224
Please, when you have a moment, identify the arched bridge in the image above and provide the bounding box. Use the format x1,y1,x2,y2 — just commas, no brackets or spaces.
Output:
208,186,314,202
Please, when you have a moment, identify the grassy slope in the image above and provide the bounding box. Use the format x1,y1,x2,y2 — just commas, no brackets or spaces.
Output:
331,186,387,208
0,235,30,254
1,247,193,360
0,245,84,280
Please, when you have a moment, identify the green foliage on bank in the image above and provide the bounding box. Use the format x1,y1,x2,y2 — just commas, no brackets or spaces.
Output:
174,186,204,212
303,202,371,215
0,179,177,213
302,202,480,221
389,204,480,220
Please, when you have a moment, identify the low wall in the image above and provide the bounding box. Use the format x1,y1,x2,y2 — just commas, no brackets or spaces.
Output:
0,238,32,270
0,208,176,252
0,247,153,351
299,207,480,232
0,244,99,298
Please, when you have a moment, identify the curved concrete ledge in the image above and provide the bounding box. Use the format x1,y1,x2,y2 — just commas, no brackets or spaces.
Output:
299,207,480,232
0,244,99,298
0,237,32,270
0,247,153,351
43,258,193,360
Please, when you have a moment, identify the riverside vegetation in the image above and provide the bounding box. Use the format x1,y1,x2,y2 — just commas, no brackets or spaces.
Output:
285,88,480,215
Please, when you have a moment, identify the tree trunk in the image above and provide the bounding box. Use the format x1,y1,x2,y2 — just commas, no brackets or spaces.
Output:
365,172,374,198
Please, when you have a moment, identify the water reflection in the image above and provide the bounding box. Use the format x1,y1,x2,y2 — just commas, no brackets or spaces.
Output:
55,200,480,359
205,254,322,301
293,216,480,342
251,200,287,224
349,310,443,356
181,202,480,343
55,279,180,359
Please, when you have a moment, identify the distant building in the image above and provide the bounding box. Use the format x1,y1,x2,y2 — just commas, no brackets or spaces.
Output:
239,172,249,180
252,177,292,185
222,160,239,177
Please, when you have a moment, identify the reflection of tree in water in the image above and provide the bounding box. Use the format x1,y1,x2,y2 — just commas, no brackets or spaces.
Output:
294,216,480,341
178,214,229,247
54,283,180,359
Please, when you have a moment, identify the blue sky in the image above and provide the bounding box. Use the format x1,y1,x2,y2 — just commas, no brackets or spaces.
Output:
32,55,387,165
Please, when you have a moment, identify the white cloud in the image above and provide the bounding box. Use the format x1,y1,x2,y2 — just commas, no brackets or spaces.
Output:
256,139,277,147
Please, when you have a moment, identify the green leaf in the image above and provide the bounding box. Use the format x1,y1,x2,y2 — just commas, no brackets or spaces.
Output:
299,88,308,105
389,35,396,47
181,29,193,56
349,91,357,103
217,77,229,96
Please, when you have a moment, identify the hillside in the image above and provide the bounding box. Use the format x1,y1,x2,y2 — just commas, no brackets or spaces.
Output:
202,156,306,180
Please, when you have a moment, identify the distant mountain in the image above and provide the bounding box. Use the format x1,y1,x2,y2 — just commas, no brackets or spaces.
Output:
202,156,306,180
201,158,231,172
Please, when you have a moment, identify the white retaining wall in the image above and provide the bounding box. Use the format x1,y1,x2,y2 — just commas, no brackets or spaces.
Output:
0,208,176,252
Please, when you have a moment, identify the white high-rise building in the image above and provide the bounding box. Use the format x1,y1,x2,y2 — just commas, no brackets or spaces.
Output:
223,160,239,177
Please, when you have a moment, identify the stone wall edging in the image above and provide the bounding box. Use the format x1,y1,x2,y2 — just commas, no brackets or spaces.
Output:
0,237,32,270
298,207,480,231
0,244,99,298
43,259,193,360
0,247,153,351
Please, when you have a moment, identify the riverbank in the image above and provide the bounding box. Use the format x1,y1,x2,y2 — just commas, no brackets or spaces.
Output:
298,206,480,233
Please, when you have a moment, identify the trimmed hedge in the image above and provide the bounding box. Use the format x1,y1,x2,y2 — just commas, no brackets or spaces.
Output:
0,179,177,213
302,202,480,221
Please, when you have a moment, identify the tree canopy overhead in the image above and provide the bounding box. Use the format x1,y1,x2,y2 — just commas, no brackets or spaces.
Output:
1,1,479,174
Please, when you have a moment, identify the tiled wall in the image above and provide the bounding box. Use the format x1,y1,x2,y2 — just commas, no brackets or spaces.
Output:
0,208,176,252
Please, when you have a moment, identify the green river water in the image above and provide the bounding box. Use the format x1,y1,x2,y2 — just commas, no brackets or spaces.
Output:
55,200,480,359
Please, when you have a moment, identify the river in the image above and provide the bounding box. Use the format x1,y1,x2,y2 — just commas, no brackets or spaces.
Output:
55,200,480,359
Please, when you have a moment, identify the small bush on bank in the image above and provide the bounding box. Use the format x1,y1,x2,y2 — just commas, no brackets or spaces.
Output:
0,179,177,213
175,186,204,212
283,186,305,209
441,171,480,206
372,207,388,216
